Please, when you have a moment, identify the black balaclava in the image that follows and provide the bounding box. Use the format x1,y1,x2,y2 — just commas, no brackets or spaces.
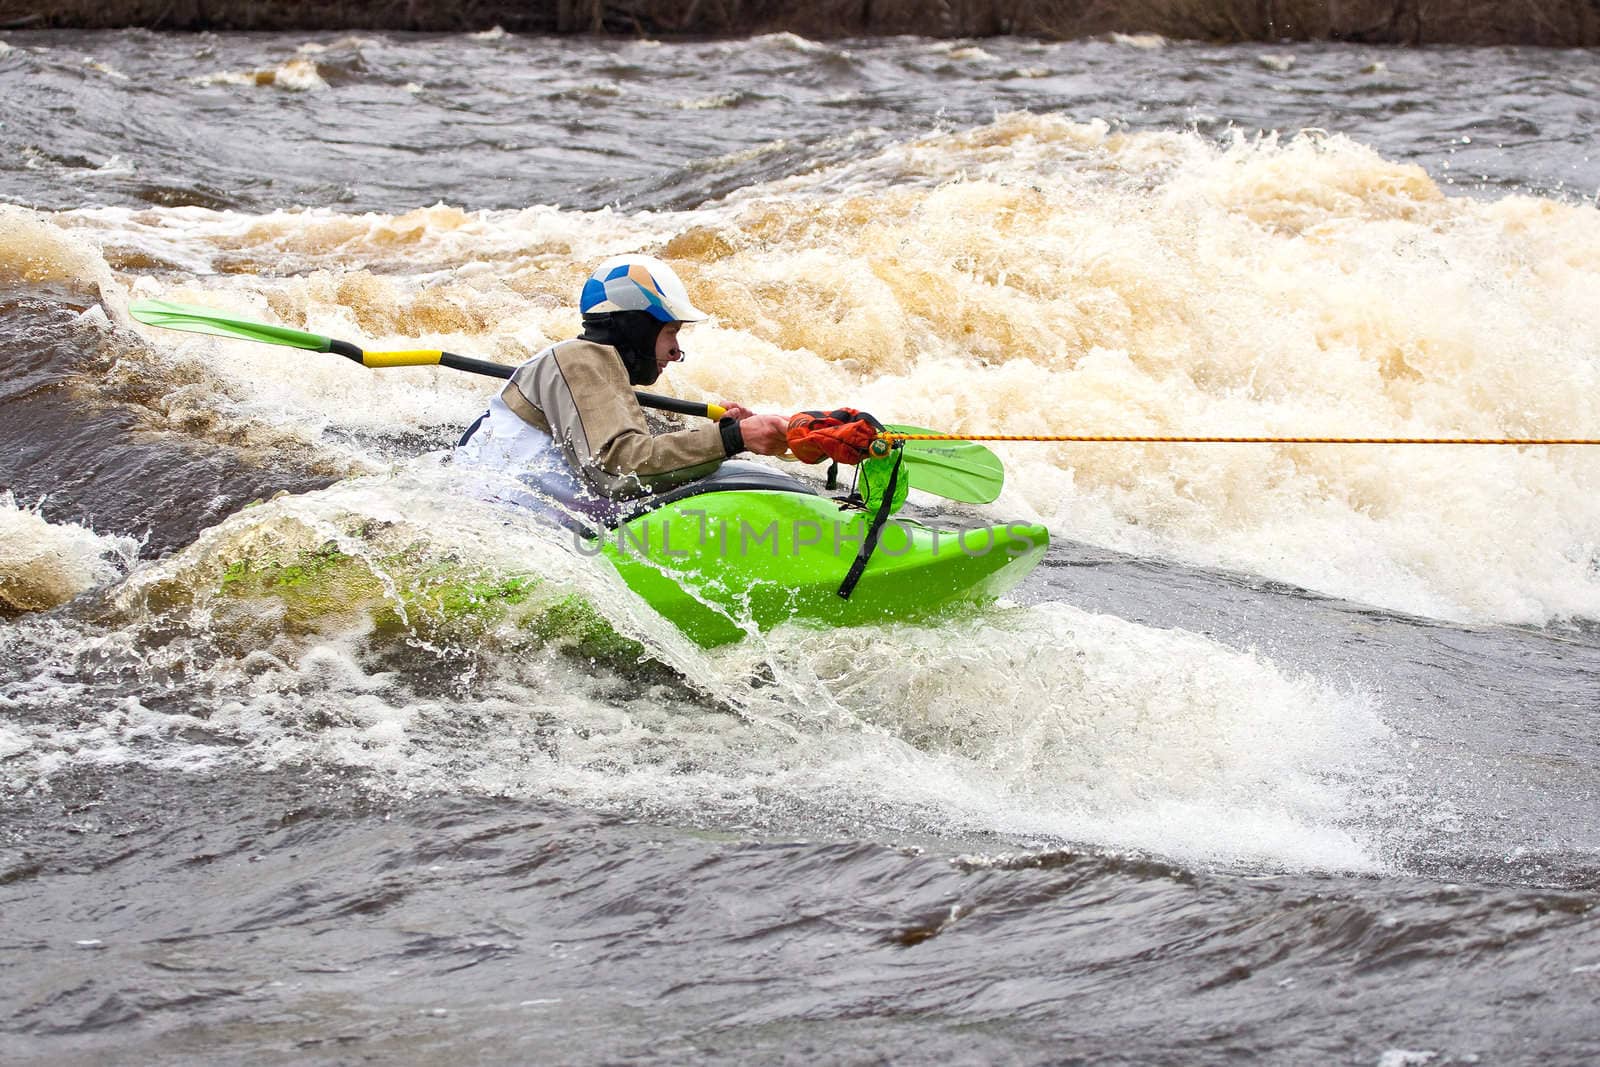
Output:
579,310,670,386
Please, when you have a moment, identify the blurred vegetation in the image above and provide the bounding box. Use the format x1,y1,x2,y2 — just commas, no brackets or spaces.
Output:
3,0,1599,44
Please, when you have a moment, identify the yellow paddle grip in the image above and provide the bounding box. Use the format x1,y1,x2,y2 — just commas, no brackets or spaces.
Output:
362,349,444,369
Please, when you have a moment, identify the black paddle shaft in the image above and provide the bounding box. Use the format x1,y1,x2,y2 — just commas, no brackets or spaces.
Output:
429,347,712,419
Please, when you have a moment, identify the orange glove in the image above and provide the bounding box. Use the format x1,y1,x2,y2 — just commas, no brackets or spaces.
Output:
786,408,884,465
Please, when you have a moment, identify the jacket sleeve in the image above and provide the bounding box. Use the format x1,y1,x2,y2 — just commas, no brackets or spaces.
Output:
499,339,728,499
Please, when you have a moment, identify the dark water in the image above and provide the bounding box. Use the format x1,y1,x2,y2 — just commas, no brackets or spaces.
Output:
4,29,1600,1066
2,30,1598,215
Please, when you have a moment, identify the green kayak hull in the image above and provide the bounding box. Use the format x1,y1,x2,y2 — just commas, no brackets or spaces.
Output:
598,487,1049,646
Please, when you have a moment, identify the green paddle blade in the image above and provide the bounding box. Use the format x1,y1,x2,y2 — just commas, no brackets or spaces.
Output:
129,298,334,352
886,425,1005,504
858,450,910,514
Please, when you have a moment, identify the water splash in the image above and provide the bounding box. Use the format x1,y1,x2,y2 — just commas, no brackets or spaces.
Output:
1,461,1385,871
44,113,1600,625
0,492,140,613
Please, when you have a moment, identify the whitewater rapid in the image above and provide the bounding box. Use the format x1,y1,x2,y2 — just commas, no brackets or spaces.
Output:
11,112,1600,626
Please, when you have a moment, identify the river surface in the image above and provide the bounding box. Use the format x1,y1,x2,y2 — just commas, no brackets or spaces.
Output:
3,29,1600,1065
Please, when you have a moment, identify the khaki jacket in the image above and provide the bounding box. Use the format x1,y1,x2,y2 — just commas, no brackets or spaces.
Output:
500,339,726,499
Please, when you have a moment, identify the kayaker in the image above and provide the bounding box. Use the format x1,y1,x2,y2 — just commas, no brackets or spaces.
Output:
456,254,789,519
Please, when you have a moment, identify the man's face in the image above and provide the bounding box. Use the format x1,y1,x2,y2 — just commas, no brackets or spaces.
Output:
654,321,684,377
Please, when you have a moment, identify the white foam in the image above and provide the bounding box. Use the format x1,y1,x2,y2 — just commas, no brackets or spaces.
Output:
82,57,129,80
750,32,841,57
190,58,328,91
0,724,31,761
1378,1052,1438,1067
234,594,1381,870
1109,33,1167,49
675,92,745,111
19,116,1597,870
0,204,120,299
48,113,1600,625
721,601,1387,870
3,449,1391,871
0,493,139,613
699,117,1600,625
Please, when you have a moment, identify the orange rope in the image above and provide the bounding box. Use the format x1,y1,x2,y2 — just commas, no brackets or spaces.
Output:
880,433,1600,446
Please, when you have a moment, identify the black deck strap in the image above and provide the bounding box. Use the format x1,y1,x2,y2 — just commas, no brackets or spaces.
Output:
837,445,904,600
825,460,839,490
457,409,488,447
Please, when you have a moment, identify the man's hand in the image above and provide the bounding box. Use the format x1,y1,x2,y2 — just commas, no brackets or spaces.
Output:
719,402,755,421
738,414,790,456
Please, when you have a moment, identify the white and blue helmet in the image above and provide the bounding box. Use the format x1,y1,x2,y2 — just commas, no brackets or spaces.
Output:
579,254,707,324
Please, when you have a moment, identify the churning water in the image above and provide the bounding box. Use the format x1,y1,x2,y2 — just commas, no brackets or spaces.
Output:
2,29,1598,1065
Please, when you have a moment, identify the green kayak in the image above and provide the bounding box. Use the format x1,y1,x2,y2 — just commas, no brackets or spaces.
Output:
124,300,1048,646
593,461,1049,646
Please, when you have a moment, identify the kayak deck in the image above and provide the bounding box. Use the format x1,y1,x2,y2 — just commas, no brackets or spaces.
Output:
598,468,1048,645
